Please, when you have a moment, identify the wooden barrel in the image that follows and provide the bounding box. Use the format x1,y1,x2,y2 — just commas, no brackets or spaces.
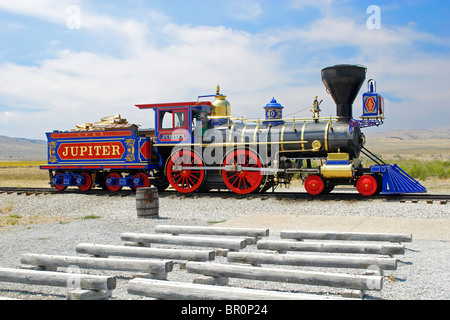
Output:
136,187,159,218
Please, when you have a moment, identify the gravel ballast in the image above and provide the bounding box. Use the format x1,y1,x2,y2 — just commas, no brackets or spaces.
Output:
0,190,448,300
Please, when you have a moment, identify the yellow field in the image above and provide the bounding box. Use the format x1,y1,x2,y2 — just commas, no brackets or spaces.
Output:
0,162,49,188
365,138,450,162
0,161,45,167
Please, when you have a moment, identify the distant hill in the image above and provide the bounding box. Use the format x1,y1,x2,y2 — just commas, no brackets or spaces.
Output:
367,126,449,140
364,126,449,161
0,135,46,160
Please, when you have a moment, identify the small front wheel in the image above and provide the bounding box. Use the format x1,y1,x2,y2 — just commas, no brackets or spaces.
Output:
356,175,379,196
304,175,325,195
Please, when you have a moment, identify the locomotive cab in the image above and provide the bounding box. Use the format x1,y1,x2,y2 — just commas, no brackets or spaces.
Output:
136,102,211,145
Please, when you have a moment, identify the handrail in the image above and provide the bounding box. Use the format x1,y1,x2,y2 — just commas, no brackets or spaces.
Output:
209,115,339,124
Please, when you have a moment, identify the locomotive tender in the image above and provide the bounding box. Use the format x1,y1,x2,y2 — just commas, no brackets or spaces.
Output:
40,65,426,196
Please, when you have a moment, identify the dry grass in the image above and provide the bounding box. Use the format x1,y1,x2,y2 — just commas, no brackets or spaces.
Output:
365,138,450,162
0,162,49,188
0,205,71,229
421,177,450,194
0,215,72,230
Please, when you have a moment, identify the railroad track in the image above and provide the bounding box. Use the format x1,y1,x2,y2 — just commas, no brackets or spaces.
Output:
0,186,448,203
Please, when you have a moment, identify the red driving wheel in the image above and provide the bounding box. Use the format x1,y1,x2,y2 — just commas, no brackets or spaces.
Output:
222,149,263,194
304,175,325,195
106,172,122,192
166,149,205,193
356,175,378,196
78,172,92,192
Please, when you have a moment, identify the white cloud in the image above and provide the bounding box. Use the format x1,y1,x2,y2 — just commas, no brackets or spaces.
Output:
0,18,290,138
0,0,163,42
290,0,336,15
0,1,448,139
0,111,14,124
274,16,447,55
225,0,263,20
0,0,75,24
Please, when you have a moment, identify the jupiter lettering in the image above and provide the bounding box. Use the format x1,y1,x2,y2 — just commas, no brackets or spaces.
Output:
58,142,124,160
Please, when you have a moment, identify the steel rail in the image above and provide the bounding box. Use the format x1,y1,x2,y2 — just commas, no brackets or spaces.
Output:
0,187,448,202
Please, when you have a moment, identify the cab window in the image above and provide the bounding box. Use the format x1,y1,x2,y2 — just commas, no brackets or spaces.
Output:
174,111,185,128
159,109,187,130
161,111,173,129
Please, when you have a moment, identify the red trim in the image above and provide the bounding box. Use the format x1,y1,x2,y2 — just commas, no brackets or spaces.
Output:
140,141,151,159
50,130,133,139
57,141,125,161
136,101,211,109
40,165,148,170
102,165,146,169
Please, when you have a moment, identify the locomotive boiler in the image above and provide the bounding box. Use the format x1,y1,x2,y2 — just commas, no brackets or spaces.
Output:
40,64,426,196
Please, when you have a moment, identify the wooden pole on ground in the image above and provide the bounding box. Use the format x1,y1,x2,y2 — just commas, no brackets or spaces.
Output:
0,267,116,291
186,262,383,291
127,278,349,300
227,252,397,270
280,230,412,242
120,233,247,251
154,225,269,237
75,243,215,261
20,253,173,273
257,240,405,255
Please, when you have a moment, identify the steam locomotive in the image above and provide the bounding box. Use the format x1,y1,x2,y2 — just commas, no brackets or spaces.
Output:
40,65,426,196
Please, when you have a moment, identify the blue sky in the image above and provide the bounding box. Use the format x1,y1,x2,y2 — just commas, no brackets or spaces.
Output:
0,0,448,139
